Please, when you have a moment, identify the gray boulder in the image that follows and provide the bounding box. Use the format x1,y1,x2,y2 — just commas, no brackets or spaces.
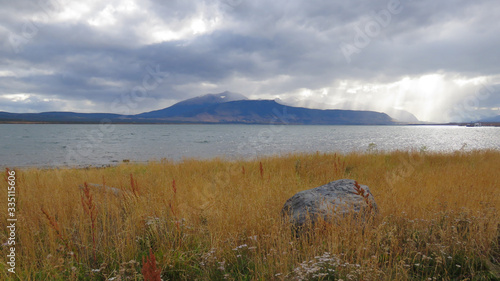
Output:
281,179,378,229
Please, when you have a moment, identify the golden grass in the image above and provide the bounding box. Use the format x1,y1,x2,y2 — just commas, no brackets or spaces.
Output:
1,150,499,280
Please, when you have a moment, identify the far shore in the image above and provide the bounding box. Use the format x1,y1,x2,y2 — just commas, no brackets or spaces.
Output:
1,120,500,126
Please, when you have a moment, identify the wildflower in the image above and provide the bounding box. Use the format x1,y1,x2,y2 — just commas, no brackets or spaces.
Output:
233,244,248,251
456,264,461,268
145,217,161,226
218,261,226,271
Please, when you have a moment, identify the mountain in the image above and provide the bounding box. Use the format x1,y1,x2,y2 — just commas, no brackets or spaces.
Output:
0,92,396,125
135,99,395,125
479,115,500,122
383,108,419,123
137,91,247,118
279,99,419,123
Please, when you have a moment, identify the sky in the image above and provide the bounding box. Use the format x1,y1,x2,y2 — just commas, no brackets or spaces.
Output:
1,0,499,122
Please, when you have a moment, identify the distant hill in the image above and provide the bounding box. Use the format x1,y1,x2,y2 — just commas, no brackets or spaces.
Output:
0,111,122,123
0,92,396,125
280,99,419,123
480,115,500,122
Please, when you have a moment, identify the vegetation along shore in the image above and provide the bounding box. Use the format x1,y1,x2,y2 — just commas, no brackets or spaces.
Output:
1,150,499,280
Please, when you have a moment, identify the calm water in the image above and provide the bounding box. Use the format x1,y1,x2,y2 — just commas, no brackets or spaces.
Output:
0,124,498,167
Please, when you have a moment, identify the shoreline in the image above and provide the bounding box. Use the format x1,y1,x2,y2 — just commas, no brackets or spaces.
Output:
4,148,500,170
2,121,500,126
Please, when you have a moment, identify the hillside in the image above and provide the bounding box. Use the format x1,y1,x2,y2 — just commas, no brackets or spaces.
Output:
136,91,248,118
136,99,395,125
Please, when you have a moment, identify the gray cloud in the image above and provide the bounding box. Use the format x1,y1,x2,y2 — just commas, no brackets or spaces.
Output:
0,0,499,121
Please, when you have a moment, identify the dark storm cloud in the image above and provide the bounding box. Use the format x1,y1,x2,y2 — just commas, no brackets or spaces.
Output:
0,0,499,121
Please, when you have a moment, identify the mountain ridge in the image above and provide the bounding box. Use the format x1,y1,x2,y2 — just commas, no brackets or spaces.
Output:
0,92,397,125
479,115,500,122
137,91,247,118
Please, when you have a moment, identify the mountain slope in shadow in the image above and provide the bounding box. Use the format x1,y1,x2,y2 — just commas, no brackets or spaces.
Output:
0,92,396,125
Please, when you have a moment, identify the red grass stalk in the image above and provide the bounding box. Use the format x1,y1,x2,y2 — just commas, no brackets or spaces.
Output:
81,182,98,263
41,207,78,262
130,174,139,197
353,181,374,212
142,248,161,281
168,199,182,248
333,155,346,177
242,166,245,175
169,179,178,220
259,162,264,179
168,201,177,217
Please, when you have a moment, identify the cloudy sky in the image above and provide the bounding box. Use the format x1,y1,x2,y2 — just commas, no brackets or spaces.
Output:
1,0,499,122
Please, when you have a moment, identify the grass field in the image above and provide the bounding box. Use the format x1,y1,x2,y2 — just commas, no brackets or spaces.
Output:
1,150,499,280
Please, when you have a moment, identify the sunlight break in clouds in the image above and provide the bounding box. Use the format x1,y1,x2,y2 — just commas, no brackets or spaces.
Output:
275,74,497,122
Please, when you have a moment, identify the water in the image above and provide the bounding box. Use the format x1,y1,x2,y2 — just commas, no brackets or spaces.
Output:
0,124,498,167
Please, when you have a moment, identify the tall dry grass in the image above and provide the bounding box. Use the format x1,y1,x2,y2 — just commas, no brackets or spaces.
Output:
0,150,499,280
